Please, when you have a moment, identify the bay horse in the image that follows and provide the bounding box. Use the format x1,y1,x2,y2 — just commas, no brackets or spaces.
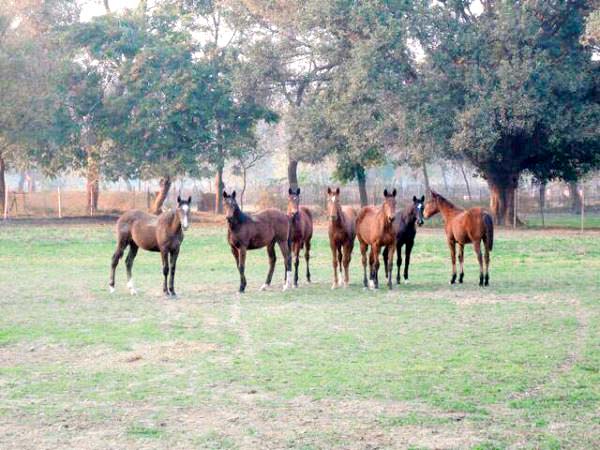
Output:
223,190,292,293
287,187,313,287
356,189,397,290
383,195,425,284
326,187,356,289
423,190,494,286
109,195,191,297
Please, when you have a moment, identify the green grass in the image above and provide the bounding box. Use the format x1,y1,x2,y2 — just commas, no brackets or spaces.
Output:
0,223,598,449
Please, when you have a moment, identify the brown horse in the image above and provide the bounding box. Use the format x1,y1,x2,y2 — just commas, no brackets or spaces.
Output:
326,187,356,289
109,195,191,297
287,187,313,288
223,190,292,293
356,189,398,290
423,190,494,286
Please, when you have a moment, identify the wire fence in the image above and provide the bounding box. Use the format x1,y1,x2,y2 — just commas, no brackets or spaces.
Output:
2,175,600,229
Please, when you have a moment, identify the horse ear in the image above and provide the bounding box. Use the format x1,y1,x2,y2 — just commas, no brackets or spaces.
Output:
296,187,300,195
187,195,192,204
232,191,236,199
383,189,389,197
392,188,397,197
327,187,332,194
177,195,182,203
223,190,228,198
413,195,417,202
420,195,425,202
335,187,340,195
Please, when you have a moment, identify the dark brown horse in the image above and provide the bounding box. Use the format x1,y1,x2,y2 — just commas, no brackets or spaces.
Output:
223,190,292,293
326,187,356,289
423,190,494,286
383,195,425,284
287,187,313,288
356,189,397,290
109,195,191,297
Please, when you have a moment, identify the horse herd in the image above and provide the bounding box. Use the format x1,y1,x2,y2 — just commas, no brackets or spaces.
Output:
109,188,494,296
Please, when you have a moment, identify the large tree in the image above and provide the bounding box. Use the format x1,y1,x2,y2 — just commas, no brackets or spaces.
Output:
412,0,600,224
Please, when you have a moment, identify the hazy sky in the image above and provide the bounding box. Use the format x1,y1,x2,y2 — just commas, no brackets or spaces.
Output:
80,0,141,21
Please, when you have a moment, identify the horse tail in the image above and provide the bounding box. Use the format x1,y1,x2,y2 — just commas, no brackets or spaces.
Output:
483,212,494,252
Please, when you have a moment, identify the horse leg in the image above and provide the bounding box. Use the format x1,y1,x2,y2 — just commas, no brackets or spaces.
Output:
337,244,343,280
169,247,179,297
368,246,376,289
382,246,389,280
161,249,170,296
396,242,403,285
125,242,139,295
305,240,311,283
293,242,300,288
371,244,380,289
230,245,240,268
331,243,339,289
474,241,484,286
385,244,394,290
109,236,128,293
448,240,457,284
277,240,292,291
342,243,352,288
458,243,465,283
484,241,490,286
261,243,276,291
403,240,413,284
360,242,369,288
238,247,247,293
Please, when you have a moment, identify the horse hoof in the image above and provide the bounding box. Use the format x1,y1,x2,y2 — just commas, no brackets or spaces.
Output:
109,286,115,294
331,283,337,290
368,280,375,290
343,282,349,289
403,279,410,285
293,283,298,289
259,283,269,291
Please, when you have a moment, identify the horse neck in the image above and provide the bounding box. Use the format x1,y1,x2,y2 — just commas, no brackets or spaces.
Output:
333,204,346,229
437,197,462,223
228,207,249,232
167,210,181,234
376,205,393,232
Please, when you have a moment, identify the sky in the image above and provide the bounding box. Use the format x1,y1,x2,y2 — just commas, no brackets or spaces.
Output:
80,0,141,21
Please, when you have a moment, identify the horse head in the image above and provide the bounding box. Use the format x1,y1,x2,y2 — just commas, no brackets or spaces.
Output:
326,187,341,222
423,190,440,219
176,195,192,231
223,190,239,223
413,195,425,226
287,187,301,220
382,188,397,223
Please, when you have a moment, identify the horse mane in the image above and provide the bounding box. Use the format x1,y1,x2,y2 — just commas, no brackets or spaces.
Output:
432,191,462,212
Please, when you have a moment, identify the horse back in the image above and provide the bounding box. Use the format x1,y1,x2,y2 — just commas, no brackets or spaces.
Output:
342,206,357,237
451,207,487,244
242,208,289,248
116,209,160,251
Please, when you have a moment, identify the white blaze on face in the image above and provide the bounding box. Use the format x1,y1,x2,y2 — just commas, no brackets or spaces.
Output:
332,196,336,203
181,204,189,229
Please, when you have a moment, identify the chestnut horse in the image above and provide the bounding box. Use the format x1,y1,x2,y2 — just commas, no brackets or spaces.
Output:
223,190,292,293
109,195,191,297
326,187,356,289
287,187,313,287
383,195,425,284
423,190,494,286
356,189,397,290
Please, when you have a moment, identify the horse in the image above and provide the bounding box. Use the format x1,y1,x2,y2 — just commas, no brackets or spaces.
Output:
326,187,356,289
423,190,494,286
287,187,313,288
383,195,425,285
109,195,191,297
223,190,292,293
356,188,398,290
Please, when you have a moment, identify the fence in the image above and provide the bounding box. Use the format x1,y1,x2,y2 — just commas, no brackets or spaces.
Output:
2,175,600,229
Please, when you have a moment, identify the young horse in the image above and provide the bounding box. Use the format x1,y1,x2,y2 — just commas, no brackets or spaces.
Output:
327,187,356,289
423,190,494,286
223,190,292,293
109,196,191,297
356,189,397,290
287,187,313,288
383,195,425,284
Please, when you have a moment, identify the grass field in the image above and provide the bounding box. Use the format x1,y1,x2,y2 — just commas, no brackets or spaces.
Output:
0,221,598,449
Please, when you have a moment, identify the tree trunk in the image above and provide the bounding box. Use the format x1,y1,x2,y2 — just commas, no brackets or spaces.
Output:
459,163,472,201
422,161,431,193
215,165,224,214
240,166,247,210
0,156,6,217
151,176,171,214
18,172,25,192
439,161,449,192
356,165,368,207
86,161,100,215
288,159,299,190
487,173,520,226
568,181,581,214
539,181,546,227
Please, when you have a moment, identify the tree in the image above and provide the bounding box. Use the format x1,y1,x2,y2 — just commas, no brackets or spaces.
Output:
413,1,600,225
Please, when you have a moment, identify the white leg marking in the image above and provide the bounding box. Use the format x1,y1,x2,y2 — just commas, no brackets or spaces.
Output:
109,286,115,294
368,279,375,290
259,283,269,291
127,279,137,296
403,279,410,285
331,282,337,290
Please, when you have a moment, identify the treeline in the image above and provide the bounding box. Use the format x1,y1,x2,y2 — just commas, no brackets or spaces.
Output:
1,0,599,224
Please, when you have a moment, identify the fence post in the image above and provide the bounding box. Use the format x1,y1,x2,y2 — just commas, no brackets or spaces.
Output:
57,186,62,219
580,186,585,233
513,188,518,229
3,187,8,220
